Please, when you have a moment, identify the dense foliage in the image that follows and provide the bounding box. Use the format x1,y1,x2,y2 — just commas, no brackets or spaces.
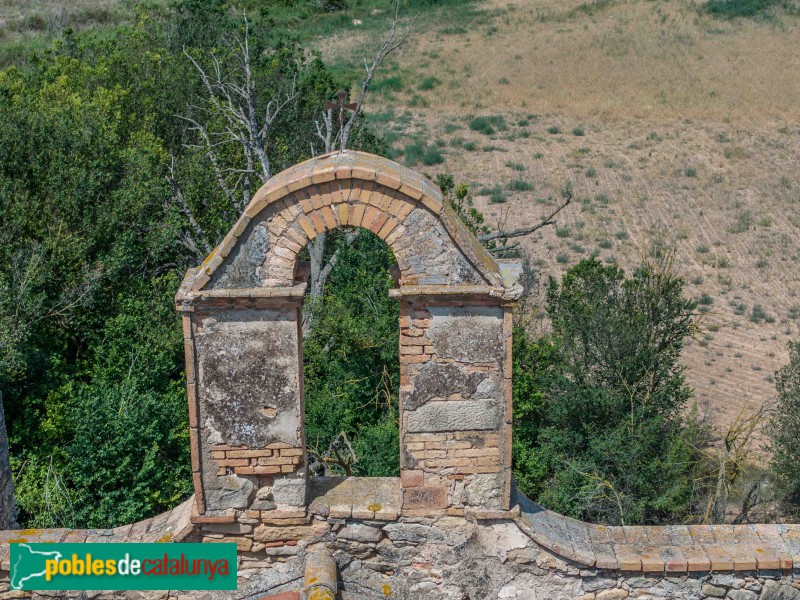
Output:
0,0,378,528
303,232,400,477
511,257,706,525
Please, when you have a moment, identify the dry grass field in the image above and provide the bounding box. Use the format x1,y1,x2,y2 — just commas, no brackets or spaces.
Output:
322,0,800,446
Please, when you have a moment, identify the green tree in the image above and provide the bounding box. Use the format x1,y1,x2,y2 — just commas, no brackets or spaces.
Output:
512,256,704,525
302,231,400,477
0,0,383,527
768,342,800,511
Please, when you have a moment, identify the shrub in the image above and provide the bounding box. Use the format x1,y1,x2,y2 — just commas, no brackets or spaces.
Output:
598,239,613,249
418,76,441,91
767,342,800,509
488,185,506,204
684,167,698,178
508,179,533,192
615,230,629,240
373,76,404,94
470,117,495,135
469,115,507,135
506,161,526,172
404,141,426,165
423,146,444,166
697,293,714,305
732,301,747,316
731,210,753,233
750,304,773,323
586,167,598,178
556,253,570,264
555,226,571,238
705,0,776,19
572,126,585,136
547,125,561,134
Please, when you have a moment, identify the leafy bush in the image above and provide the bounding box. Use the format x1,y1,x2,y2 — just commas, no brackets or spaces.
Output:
404,141,426,165
418,76,441,90
697,293,714,305
513,257,703,524
373,75,404,94
469,115,507,135
750,304,774,323
470,117,496,135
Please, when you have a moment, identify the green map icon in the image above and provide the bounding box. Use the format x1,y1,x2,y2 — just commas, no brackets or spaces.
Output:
10,543,63,590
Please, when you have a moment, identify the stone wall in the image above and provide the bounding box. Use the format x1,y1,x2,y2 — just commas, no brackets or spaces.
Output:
3,490,799,599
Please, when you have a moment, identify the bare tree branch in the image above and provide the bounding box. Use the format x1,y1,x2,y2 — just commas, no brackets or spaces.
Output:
168,157,211,257
181,14,298,212
339,1,414,151
479,182,572,244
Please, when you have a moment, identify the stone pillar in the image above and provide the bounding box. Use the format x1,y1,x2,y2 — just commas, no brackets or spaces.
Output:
180,288,308,517
398,296,512,515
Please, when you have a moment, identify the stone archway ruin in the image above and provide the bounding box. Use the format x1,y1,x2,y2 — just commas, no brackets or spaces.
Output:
175,151,524,520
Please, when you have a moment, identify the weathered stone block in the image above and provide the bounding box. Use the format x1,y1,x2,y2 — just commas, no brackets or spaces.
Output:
383,523,444,544
339,524,383,543
206,475,255,510
253,523,328,542
406,400,499,433
400,470,424,488
403,362,500,411
427,306,504,363
195,309,301,448
273,478,307,507
464,474,502,509
403,486,447,511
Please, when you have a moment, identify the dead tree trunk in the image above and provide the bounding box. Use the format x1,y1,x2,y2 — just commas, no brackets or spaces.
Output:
0,394,18,530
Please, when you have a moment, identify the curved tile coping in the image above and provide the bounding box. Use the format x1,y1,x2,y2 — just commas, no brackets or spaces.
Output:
513,490,800,573
0,497,195,576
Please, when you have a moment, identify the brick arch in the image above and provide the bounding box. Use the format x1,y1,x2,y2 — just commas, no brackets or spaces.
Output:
183,151,506,292
175,151,524,522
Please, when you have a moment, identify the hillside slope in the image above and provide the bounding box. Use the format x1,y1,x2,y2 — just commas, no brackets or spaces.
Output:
326,0,800,444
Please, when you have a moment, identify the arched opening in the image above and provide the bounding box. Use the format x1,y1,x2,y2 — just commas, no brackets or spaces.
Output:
300,228,401,479
178,151,518,518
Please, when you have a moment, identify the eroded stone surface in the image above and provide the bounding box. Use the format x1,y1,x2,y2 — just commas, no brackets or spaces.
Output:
427,306,504,364
195,309,300,448
406,399,500,433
